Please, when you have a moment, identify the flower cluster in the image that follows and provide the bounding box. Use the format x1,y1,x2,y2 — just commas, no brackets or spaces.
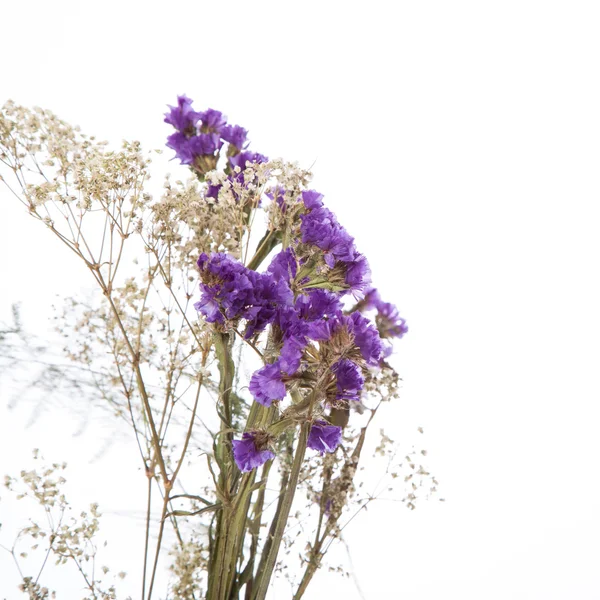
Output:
297,191,371,295
179,100,408,473
232,431,275,473
360,288,409,340
165,94,267,181
307,420,343,454
194,252,292,336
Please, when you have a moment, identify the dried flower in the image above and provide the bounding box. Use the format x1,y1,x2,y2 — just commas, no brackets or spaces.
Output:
232,431,275,472
307,420,342,454
249,362,286,406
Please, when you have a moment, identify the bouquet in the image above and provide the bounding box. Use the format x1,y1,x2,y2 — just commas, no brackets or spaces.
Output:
0,96,435,600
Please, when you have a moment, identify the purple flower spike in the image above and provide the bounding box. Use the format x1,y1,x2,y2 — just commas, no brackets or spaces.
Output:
332,359,364,402
232,431,275,473
195,252,254,323
166,132,194,164
249,362,286,406
344,254,371,296
189,133,223,156
221,124,248,150
229,151,268,171
349,312,383,366
376,301,409,339
307,420,342,454
267,248,298,284
197,108,226,133
164,95,201,133
279,334,306,375
302,190,324,210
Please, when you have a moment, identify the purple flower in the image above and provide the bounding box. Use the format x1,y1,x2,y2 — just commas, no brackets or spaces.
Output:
206,183,221,199
358,289,408,340
349,312,383,366
197,108,226,133
304,311,382,367
166,132,194,164
232,431,275,472
249,362,286,406
193,286,221,323
267,248,297,284
221,124,248,150
344,254,371,296
195,253,254,323
164,95,201,133
307,420,342,454
301,207,356,263
244,273,293,338
296,192,374,297
229,151,268,171
195,253,293,337
272,290,343,374
278,334,306,375
189,133,223,156
376,301,408,339
302,189,324,210
267,186,288,211
360,288,381,310
295,290,341,322
332,359,364,401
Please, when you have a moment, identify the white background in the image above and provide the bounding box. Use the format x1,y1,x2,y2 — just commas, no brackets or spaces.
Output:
1,1,600,599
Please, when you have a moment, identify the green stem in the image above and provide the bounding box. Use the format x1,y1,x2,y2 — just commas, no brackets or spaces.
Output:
252,423,309,600
246,229,280,271
208,331,236,600
239,460,272,600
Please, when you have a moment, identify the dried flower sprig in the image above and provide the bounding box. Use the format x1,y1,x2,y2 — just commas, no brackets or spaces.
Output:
1,450,127,600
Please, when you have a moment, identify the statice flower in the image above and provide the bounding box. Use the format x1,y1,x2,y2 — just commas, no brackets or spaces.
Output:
297,193,371,295
359,288,409,340
359,288,381,311
376,301,409,339
307,420,342,454
189,133,223,156
164,94,200,133
301,189,324,210
244,273,293,338
267,248,298,284
195,253,254,324
249,362,286,406
332,359,364,401
278,333,307,374
194,252,293,336
232,431,275,472
229,151,268,171
164,96,265,179
197,108,226,133
344,254,371,294
272,289,342,375
267,185,289,211
166,132,195,165
349,312,383,366
221,124,248,151
295,289,341,322
302,310,383,368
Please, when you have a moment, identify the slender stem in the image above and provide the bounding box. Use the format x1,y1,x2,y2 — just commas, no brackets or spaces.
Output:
104,288,169,484
252,423,309,600
147,492,170,600
240,460,272,600
246,229,280,271
141,472,153,600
